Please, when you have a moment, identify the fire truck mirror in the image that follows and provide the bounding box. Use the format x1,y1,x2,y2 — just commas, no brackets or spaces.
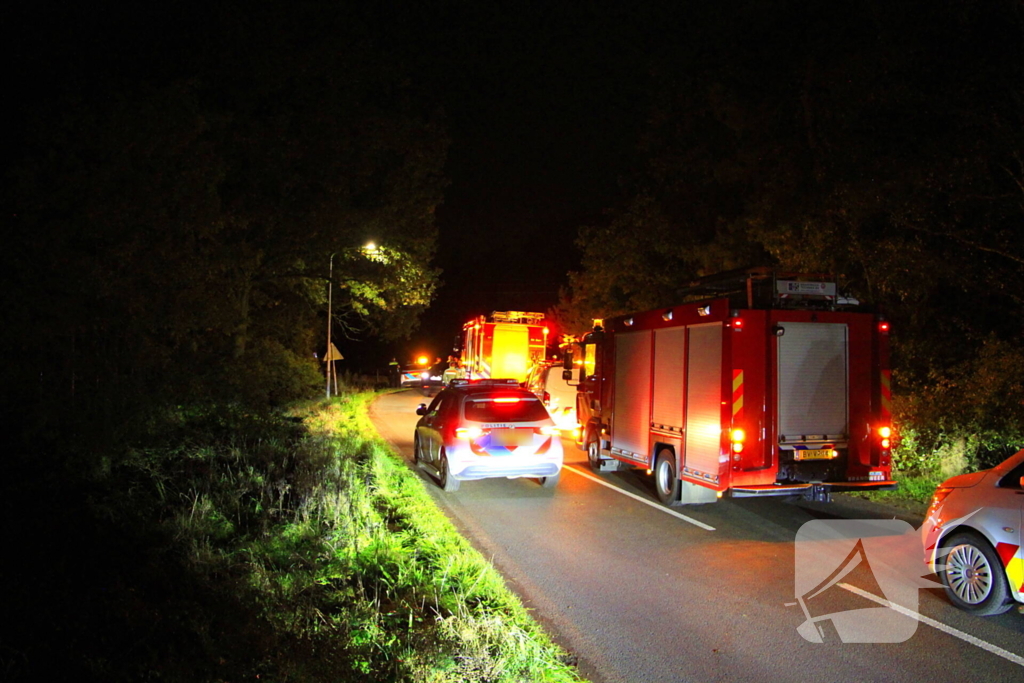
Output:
562,369,574,382
562,350,574,370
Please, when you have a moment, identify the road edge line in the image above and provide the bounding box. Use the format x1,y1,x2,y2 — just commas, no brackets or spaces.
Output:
564,465,716,531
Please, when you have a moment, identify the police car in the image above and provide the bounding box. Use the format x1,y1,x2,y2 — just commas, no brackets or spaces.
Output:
413,379,563,491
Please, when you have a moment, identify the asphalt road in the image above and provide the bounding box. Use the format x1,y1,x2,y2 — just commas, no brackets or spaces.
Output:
370,389,1024,683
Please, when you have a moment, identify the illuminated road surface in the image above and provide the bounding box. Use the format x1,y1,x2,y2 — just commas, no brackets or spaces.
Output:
370,390,1024,683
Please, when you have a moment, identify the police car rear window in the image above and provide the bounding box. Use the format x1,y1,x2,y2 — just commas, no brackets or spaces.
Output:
464,396,548,422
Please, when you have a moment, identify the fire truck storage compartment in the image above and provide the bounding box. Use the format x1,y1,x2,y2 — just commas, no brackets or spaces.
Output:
684,323,723,477
652,327,686,433
612,330,652,458
777,322,848,442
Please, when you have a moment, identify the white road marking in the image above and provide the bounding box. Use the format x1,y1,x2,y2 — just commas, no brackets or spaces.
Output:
564,464,716,531
839,583,1024,667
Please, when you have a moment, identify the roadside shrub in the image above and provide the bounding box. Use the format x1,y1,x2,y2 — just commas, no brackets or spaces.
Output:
891,334,1024,477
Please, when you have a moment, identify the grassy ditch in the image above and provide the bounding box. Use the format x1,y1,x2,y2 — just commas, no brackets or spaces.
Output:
305,392,584,682
855,470,941,516
2,393,583,682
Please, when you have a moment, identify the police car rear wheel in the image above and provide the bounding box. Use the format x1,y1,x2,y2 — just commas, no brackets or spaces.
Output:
438,450,460,492
540,471,560,488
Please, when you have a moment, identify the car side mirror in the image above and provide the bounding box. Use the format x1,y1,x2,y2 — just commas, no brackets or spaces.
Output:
416,404,428,416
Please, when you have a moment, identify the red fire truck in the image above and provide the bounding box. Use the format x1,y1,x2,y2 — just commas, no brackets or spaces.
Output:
569,267,897,505
460,311,549,384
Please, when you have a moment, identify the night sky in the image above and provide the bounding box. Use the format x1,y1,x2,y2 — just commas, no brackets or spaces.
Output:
14,2,1017,373
9,1,668,369
367,3,658,364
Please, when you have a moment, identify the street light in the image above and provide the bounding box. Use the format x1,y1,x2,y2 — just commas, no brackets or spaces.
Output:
326,242,378,399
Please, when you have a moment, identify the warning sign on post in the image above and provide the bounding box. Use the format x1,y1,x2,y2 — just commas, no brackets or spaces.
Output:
324,343,344,361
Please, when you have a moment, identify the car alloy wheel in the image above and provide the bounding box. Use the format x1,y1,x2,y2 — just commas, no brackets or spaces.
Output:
941,533,1012,615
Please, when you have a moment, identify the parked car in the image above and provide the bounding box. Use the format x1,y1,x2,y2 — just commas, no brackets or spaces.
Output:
400,365,431,388
414,379,564,491
921,447,1024,615
525,360,580,438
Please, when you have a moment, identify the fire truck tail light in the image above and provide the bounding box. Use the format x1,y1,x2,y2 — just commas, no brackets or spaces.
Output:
730,429,745,453
879,321,891,333
731,318,744,330
878,426,892,438
881,438,891,449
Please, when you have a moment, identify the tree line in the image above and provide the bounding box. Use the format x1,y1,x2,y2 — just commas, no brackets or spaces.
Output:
3,3,448,462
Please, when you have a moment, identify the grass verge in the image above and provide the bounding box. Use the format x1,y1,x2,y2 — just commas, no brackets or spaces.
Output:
306,392,584,682
2,392,583,682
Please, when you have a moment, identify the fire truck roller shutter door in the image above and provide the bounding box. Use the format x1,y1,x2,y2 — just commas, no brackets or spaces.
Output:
653,327,686,433
685,324,723,478
777,322,849,441
613,330,653,459
492,324,530,382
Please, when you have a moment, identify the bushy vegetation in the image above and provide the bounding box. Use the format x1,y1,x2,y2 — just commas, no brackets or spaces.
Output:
1,393,581,682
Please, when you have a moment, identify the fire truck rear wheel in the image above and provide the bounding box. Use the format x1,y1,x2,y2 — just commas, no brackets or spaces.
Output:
654,449,680,506
438,450,461,492
586,431,603,472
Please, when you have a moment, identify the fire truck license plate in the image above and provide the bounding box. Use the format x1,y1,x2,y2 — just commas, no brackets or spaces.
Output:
493,430,530,447
797,449,832,460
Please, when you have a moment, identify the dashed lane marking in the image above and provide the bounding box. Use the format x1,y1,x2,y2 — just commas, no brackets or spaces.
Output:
840,583,1024,667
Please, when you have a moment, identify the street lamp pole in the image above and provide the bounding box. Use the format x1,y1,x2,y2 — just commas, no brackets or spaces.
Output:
326,252,335,399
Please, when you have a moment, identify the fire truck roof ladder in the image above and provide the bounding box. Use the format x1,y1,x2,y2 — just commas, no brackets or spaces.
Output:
676,267,839,310
491,311,545,324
